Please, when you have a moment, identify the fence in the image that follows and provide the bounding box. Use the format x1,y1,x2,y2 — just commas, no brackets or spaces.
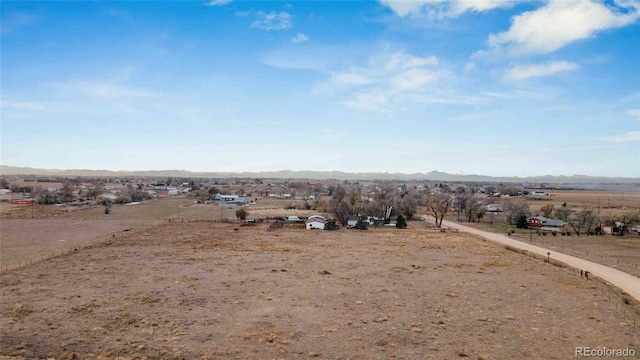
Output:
507,233,640,278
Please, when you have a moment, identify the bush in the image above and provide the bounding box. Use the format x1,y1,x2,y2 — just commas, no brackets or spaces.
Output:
515,214,528,229
396,215,407,229
236,208,248,220
354,217,368,230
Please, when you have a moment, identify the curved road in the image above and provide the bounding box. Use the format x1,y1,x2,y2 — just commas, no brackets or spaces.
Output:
436,218,640,302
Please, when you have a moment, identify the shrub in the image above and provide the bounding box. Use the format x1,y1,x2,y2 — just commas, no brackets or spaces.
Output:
396,215,407,229
236,208,248,220
354,217,368,230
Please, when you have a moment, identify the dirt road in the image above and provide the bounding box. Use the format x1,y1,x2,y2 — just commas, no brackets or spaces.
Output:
437,219,640,302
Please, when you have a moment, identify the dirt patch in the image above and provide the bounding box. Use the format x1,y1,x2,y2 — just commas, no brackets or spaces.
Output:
1,223,638,359
0,219,137,268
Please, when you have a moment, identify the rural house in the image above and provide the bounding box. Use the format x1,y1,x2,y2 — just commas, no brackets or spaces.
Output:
526,216,567,232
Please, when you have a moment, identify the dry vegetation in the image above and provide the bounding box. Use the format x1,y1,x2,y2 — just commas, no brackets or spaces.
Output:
1,222,638,359
527,190,640,214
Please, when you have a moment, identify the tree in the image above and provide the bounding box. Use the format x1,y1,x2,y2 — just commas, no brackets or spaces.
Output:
567,209,597,235
59,181,76,203
464,196,484,223
515,214,528,229
614,210,640,228
427,192,452,228
540,204,554,217
453,191,471,221
86,187,104,200
330,185,354,226
394,190,419,220
502,198,530,225
236,208,248,220
0,177,9,189
554,204,572,222
33,187,58,204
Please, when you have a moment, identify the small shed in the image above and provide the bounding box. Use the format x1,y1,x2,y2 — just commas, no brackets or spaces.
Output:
306,219,326,230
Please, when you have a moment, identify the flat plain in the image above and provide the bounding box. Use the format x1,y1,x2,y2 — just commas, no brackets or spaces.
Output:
1,221,638,359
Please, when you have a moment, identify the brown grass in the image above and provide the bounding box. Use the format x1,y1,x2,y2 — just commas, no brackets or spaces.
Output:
1,223,638,359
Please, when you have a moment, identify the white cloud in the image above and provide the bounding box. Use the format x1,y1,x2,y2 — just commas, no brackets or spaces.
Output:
627,109,640,120
64,81,157,100
343,92,389,112
390,68,440,91
327,51,452,110
291,33,309,43
379,0,513,18
251,11,292,31
1,100,49,111
504,60,578,80
464,62,476,71
330,70,373,86
384,52,438,70
487,0,640,56
204,0,233,6
600,131,640,142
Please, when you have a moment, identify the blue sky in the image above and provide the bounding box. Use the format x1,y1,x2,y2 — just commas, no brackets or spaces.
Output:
1,0,639,177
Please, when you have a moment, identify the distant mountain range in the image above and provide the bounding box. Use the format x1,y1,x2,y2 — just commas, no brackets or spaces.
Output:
1,165,638,185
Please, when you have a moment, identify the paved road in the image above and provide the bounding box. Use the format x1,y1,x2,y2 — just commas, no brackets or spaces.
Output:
435,218,640,302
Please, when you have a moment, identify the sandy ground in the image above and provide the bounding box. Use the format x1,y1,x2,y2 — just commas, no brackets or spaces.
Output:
1,223,638,359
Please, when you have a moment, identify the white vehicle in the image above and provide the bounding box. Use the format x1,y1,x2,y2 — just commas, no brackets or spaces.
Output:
287,216,301,222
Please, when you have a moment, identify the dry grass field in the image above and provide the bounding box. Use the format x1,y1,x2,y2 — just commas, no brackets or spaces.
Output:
1,223,638,359
527,190,640,213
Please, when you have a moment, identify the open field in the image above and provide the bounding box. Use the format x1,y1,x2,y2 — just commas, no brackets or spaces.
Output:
0,219,135,268
527,190,640,212
453,213,640,278
1,223,638,359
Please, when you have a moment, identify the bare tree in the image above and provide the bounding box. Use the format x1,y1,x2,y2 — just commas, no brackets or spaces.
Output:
567,209,597,235
502,198,530,225
465,195,484,223
554,205,573,222
330,185,354,226
59,181,76,203
394,190,419,220
540,204,554,217
453,191,471,221
427,192,452,228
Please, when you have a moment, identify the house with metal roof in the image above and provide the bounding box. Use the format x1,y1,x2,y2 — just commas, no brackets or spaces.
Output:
526,216,567,232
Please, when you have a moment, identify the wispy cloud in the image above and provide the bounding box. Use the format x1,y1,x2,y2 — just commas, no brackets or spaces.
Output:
251,11,292,31
485,0,640,56
1,12,38,33
204,0,233,6
1,100,50,111
600,131,640,143
57,81,158,100
378,0,514,19
627,109,640,120
504,60,578,80
326,51,456,111
291,33,308,43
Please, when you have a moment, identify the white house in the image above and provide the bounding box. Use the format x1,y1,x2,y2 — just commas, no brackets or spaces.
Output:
485,204,503,212
168,187,178,196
